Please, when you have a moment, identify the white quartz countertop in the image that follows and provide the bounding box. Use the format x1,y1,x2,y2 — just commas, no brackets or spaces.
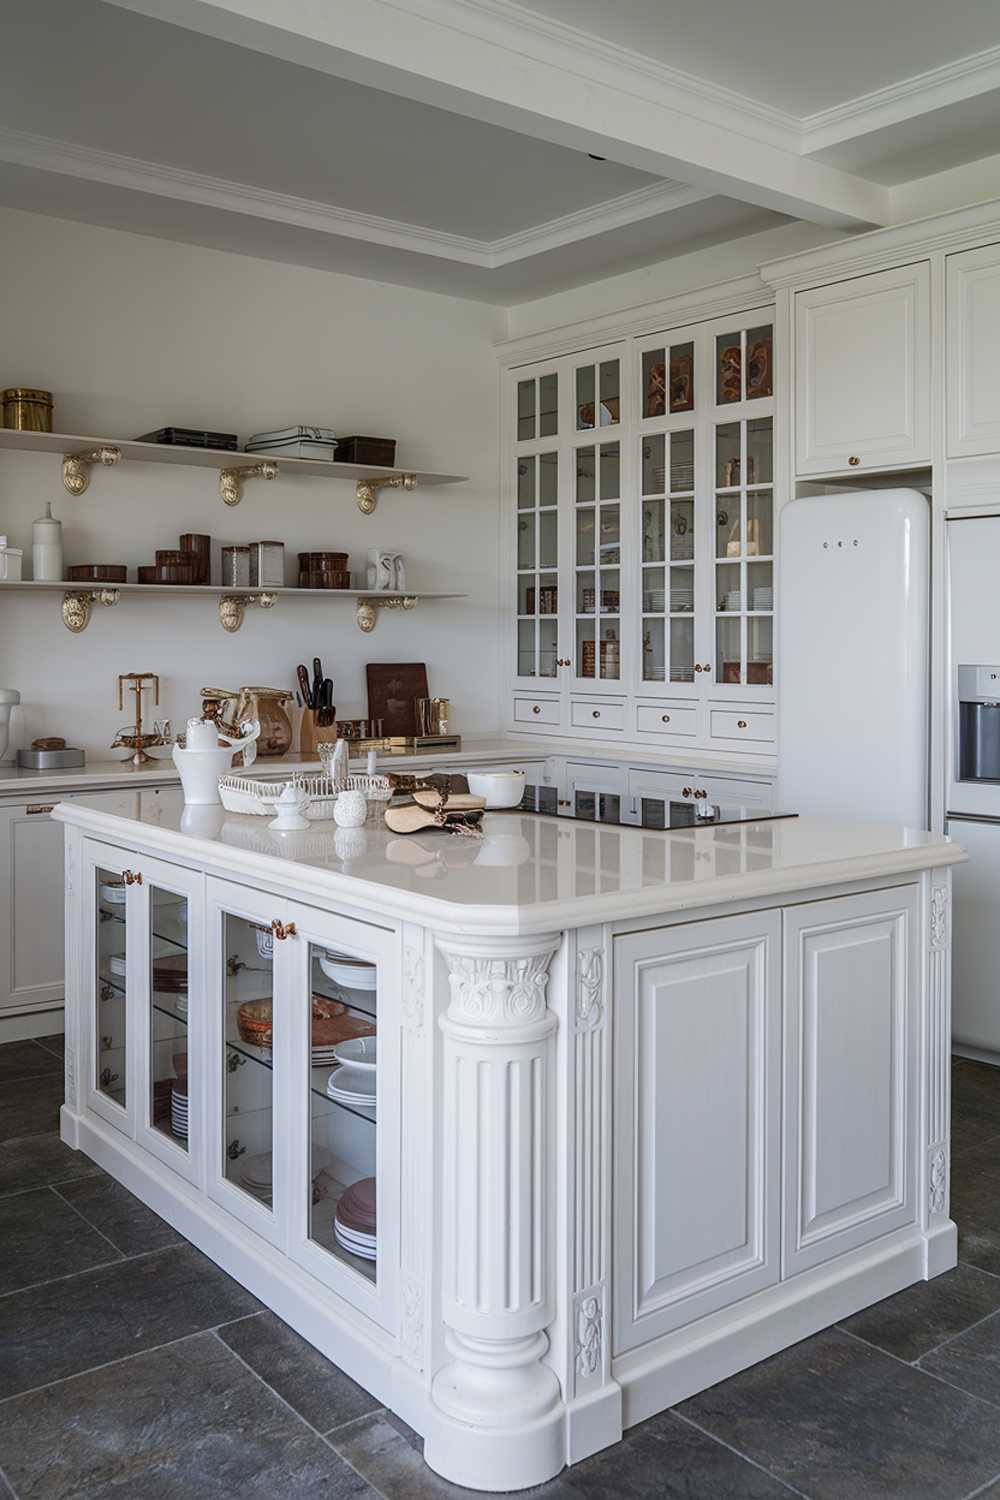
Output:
56,787,963,938
0,735,776,799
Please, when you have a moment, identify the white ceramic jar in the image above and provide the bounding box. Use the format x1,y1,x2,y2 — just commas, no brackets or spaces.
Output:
333,788,368,828
32,502,63,581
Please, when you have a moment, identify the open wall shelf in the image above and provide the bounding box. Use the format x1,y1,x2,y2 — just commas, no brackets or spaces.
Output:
0,428,468,511
0,579,466,634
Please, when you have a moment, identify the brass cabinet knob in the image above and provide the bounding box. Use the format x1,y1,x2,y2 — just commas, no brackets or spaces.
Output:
592,710,601,719
532,705,541,714
661,714,671,724
703,663,712,673
682,786,693,797
694,664,703,673
737,719,748,729
695,789,708,799
270,919,297,940
122,869,142,886
848,455,861,466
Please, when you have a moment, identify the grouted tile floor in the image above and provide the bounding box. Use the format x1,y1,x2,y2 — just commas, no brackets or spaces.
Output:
2,1039,1000,1498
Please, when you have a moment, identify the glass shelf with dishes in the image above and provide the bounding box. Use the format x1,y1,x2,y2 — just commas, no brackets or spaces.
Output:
96,869,128,1110
148,882,190,1152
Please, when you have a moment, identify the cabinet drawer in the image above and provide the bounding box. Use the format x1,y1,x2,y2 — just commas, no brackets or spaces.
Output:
636,703,698,737
629,768,696,801
710,709,775,744
571,698,625,731
513,696,560,725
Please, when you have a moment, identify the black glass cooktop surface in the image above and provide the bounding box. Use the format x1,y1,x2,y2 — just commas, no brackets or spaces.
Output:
510,783,795,831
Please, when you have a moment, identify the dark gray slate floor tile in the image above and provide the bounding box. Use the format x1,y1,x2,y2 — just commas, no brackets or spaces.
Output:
677,1325,1000,1500
0,1186,121,1295
33,1032,65,1059
563,1411,799,1498
217,1310,380,1435
0,1133,101,1197
838,1263,1000,1361
55,1173,182,1256
920,1307,1000,1407
0,1073,65,1142
0,1329,377,1500
0,1039,62,1082
951,1135,1000,1275
953,1058,1000,1120
0,1241,260,1399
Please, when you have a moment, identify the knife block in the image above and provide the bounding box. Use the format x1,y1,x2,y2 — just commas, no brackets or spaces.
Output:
298,709,333,758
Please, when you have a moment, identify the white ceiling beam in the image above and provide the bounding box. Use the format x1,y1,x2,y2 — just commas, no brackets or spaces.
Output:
101,0,890,230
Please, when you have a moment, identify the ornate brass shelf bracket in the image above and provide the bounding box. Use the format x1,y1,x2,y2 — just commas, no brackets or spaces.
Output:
62,446,122,496
62,588,121,633
219,460,279,507
355,473,416,515
356,594,417,633
219,592,278,633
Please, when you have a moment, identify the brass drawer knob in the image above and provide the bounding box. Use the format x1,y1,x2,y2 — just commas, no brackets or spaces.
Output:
848,455,861,467
682,786,693,797
738,719,748,729
592,710,601,719
532,705,541,715
661,714,671,724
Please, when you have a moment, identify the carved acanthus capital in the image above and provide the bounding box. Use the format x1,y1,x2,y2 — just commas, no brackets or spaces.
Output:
437,935,559,1033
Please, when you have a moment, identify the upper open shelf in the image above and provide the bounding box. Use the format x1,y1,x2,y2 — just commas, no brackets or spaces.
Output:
0,428,468,511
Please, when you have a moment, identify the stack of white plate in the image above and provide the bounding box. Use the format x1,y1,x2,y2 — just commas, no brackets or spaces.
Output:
326,1058,376,1113
723,590,742,612
644,588,665,612
170,1083,188,1140
319,951,377,991
109,954,126,978
752,587,773,610
238,1152,273,1202
670,585,693,612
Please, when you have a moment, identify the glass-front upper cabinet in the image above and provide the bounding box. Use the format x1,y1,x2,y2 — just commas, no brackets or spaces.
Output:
569,345,627,689
515,366,560,682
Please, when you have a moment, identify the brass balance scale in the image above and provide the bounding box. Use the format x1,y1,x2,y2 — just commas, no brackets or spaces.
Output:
111,673,169,766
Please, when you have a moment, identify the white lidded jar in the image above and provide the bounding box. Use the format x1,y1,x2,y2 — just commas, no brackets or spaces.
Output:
32,502,63,581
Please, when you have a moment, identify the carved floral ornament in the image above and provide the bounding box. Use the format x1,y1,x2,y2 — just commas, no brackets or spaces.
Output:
437,937,560,1029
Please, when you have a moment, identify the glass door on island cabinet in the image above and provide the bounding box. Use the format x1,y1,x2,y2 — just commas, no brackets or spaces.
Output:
710,320,775,696
135,854,202,1186
514,364,560,685
84,838,138,1138
572,347,625,690
206,880,287,1245
285,904,399,1328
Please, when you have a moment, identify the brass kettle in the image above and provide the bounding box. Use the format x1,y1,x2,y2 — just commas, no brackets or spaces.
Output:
200,685,293,759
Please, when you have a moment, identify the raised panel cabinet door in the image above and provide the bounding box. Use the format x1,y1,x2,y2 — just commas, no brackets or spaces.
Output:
795,263,931,476
613,910,781,1353
947,243,1000,457
783,886,919,1277
0,802,66,1013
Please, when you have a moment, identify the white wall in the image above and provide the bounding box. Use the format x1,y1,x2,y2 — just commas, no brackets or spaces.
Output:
0,208,505,755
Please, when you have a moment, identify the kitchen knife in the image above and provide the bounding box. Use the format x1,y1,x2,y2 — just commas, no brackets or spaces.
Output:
312,657,323,711
296,663,313,709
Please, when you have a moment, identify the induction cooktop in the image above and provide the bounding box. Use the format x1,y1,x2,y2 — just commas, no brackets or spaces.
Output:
511,782,796,831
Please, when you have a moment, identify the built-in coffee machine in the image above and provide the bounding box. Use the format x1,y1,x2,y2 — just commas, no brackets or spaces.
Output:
958,664,1000,781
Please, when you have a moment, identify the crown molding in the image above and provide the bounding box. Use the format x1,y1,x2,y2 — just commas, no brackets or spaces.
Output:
802,43,1000,153
0,127,718,271
759,196,1000,289
494,272,772,368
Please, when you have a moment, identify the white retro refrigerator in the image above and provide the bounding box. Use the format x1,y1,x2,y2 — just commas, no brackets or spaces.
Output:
778,488,930,829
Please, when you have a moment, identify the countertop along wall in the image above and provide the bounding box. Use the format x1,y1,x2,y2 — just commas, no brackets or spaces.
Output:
0,207,505,754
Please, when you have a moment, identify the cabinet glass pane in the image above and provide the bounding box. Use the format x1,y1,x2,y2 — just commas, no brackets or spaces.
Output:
517,512,534,569
223,914,275,1210
670,428,694,491
577,618,596,676
599,441,620,500
308,940,378,1283
717,617,743,685
642,434,665,495
643,565,665,613
671,618,695,682
599,360,621,426
516,456,534,509
539,618,558,678
576,365,596,430
717,331,742,403
576,509,594,566
517,379,536,441
599,567,620,614
717,561,741,612
747,417,773,485
670,499,694,561
577,569,596,613
537,572,558,615
643,349,666,417
748,490,774,557
538,373,558,437
747,326,773,399
149,884,189,1151
643,498,665,563
716,422,742,487
599,504,620,564
716,493,742,558
576,446,595,503
643,618,665,681
96,867,127,1108
748,617,773,685
599,619,621,680
670,565,694,613
538,510,557,569
539,450,558,505
670,342,695,413
748,561,773,610
517,619,535,677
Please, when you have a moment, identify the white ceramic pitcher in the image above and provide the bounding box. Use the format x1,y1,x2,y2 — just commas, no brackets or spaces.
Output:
173,717,260,805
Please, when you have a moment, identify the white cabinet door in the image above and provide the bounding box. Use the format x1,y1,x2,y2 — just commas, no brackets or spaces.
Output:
947,243,1000,457
948,817,1000,1054
795,263,931,476
614,910,781,1352
782,887,918,1277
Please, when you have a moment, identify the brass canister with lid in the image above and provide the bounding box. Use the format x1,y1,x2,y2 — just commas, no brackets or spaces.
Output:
2,388,53,431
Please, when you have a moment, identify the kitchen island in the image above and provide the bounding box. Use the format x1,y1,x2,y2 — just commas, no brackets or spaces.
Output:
55,790,963,1492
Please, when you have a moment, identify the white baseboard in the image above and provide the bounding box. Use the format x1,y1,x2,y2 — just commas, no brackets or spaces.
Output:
0,1005,64,1043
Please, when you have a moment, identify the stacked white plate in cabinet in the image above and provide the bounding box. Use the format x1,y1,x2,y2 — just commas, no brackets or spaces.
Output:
170,1083,188,1140
238,1152,273,1202
318,951,377,991
326,1064,376,1110
334,1176,376,1261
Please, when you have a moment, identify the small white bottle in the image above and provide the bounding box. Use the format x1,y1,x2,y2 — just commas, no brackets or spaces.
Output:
32,502,63,581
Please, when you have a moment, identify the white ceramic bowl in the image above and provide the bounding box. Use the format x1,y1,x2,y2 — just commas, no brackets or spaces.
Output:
319,951,377,991
100,881,127,905
333,1036,377,1071
465,770,526,809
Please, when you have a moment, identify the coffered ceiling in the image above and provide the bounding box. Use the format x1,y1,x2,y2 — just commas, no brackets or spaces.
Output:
1,0,998,304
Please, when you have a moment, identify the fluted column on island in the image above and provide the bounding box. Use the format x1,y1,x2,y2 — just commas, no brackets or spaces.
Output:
424,932,564,1492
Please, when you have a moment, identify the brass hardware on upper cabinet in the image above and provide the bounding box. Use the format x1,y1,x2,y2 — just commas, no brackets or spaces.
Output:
661,715,671,724
694,664,703,673
737,719,748,729
682,786,693,797
556,657,571,667
270,919,297,941
122,869,142,886
592,710,601,719
848,456,861,467
26,804,55,815
702,663,712,673
695,789,708,799
532,705,541,714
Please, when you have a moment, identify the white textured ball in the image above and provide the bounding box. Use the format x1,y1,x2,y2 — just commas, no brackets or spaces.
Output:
333,788,368,828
